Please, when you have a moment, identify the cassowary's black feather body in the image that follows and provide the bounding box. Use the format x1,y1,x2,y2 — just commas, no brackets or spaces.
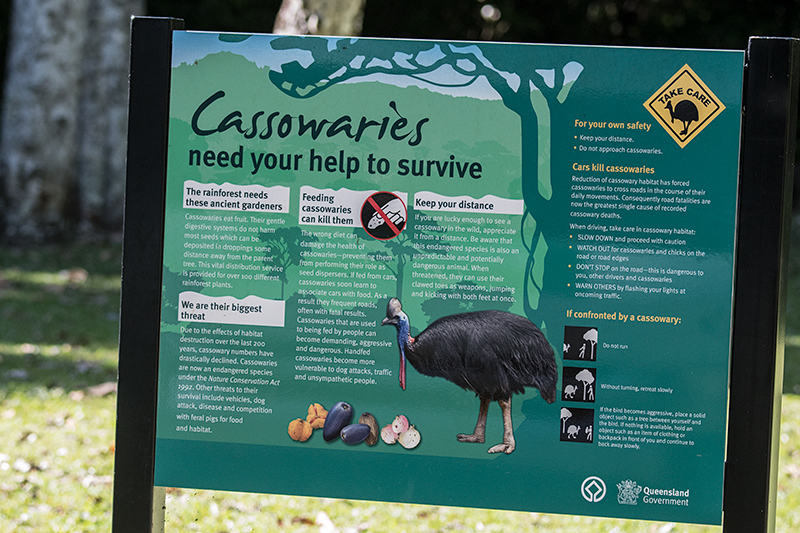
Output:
381,298,557,453
406,310,557,403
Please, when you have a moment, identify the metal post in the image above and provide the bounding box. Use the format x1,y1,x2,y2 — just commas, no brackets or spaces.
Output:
152,487,167,533
724,36,800,532
112,17,183,533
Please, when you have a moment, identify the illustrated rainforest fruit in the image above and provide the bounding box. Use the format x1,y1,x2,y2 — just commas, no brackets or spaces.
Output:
323,401,353,441
288,418,313,442
306,403,328,429
398,425,421,449
340,423,372,444
381,424,398,444
381,415,421,448
358,412,379,445
392,414,409,434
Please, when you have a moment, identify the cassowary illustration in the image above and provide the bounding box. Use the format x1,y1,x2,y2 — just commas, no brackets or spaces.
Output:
381,298,557,454
665,99,699,136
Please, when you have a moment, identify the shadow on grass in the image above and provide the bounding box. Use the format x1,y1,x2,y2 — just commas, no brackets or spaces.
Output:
0,351,118,394
1,287,120,347
1,268,121,345
0,242,123,394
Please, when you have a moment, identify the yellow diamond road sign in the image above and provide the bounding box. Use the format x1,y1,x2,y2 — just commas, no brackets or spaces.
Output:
644,64,725,148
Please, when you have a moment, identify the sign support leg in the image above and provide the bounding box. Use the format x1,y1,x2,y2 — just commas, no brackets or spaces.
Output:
152,487,167,533
724,36,800,533
111,16,183,533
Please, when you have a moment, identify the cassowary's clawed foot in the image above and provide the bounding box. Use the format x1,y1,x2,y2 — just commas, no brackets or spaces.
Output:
491,398,516,454
487,442,515,454
457,396,490,444
457,433,485,443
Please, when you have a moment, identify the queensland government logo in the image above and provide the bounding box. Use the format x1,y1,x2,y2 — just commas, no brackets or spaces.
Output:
617,479,642,505
644,64,725,148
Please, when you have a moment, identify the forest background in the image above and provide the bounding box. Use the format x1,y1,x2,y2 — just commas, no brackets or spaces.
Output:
0,0,800,241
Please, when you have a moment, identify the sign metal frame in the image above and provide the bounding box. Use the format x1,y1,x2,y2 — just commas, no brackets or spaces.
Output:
112,17,797,533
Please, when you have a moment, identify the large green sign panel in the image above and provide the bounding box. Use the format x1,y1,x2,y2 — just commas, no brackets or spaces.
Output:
155,31,744,525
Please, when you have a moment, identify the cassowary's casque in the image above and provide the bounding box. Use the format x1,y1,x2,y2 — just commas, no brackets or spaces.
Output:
381,298,557,454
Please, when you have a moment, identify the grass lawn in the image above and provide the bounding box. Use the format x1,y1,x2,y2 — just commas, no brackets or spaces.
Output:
1,219,799,532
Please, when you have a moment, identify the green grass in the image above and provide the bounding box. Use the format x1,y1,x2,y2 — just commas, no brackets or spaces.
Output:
0,244,121,532
1,230,800,532
784,216,800,396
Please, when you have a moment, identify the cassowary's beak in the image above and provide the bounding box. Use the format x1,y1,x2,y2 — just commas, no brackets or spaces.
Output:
381,317,397,326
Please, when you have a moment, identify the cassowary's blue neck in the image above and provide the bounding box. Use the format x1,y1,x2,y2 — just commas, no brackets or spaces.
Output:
396,312,410,349
395,312,410,390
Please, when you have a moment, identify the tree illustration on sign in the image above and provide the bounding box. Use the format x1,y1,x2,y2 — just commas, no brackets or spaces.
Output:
575,368,595,401
561,407,572,433
266,36,584,328
361,228,415,298
259,227,313,299
583,328,598,360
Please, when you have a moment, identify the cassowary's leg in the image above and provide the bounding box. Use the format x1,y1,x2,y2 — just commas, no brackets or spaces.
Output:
457,395,490,443
487,397,515,454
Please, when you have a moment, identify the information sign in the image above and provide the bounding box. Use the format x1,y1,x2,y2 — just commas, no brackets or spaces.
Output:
151,31,747,525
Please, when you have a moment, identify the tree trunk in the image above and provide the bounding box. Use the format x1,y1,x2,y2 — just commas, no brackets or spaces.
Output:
0,0,144,243
0,0,87,242
77,0,144,236
273,0,366,36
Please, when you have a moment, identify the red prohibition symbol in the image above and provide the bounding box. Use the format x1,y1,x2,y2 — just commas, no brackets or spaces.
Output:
360,191,407,240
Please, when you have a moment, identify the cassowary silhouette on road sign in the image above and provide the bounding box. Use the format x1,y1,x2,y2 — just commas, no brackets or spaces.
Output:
665,99,699,136
381,298,557,454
